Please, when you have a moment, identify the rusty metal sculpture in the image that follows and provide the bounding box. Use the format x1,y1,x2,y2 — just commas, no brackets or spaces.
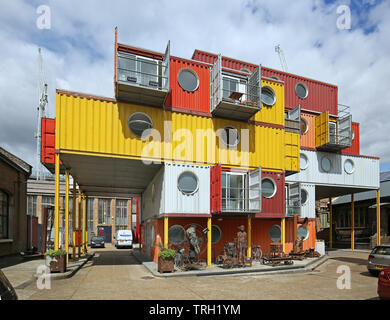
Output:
236,225,247,265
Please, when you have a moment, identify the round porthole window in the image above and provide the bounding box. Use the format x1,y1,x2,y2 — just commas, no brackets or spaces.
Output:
321,157,332,172
344,159,355,174
220,126,240,147
262,178,277,198
177,171,199,195
301,189,308,205
177,68,199,92
168,225,186,244
300,153,309,170
297,226,309,241
128,112,153,138
269,224,281,242
300,118,308,134
261,86,276,106
211,225,222,244
296,83,308,99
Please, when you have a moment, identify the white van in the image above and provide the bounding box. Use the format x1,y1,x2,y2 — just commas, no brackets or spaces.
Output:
114,229,133,249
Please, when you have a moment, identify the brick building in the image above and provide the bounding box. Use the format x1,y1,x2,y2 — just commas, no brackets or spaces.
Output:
0,147,32,257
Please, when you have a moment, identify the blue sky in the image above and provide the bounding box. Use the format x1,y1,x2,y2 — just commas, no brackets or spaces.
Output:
0,0,389,174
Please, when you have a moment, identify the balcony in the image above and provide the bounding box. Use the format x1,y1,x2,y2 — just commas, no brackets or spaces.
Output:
315,104,353,151
116,42,170,107
211,55,261,121
211,165,261,214
285,104,301,134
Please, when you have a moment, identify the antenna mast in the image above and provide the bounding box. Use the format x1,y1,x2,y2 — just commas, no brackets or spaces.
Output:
35,47,48,181
275,44,288,72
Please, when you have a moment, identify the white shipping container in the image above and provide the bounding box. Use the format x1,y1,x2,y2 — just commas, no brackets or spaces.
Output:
287,150,379,189
141,162,210,221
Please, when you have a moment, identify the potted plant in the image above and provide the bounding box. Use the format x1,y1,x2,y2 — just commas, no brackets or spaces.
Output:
157,248,176,273
44,249,67,273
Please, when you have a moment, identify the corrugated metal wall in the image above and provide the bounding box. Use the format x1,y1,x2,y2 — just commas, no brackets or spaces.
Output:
164,163,210,214
41,117,56,164
262,67,338,116
299,183,316,219
341,122,360,155
300,113,316,149
192,50,338,117
57,93,292,171
165,57,210,114
287,150,380,188
285,131,300,172
251,79,285,126
257,171,285,218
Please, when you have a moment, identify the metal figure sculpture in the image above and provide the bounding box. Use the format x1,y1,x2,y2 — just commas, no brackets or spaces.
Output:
236,225,247,265
186,226,200,264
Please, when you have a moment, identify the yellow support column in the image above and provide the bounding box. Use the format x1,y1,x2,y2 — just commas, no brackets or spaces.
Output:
82,194,86,255
351,194,354,251
281,218,285,254
65,170,70,264
72,179,76,260
377,189,381,246
207,217,212,267
54,153,60,251
329,198,333,249
78,189,81,258
247,216,252,258
86,196,89,250
164,216,168,249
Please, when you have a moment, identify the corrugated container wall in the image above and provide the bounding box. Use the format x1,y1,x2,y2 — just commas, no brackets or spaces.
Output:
299,183,316,219
165,57,210,114
56,92,287,171
192,50,338,116
341,122,360,156
287,150,379,189
256,171,285,218
300,113,316,149
262,67,338,116
41,117,56,164
163,162,210,214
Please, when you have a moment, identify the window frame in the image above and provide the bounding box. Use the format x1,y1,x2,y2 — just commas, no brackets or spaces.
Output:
220,126,240,148
344,159,355,174
0,190,9,239
269,224,281,242
177,171,199,196
177,68,200,92
295,82,309,99
261,177,277,199
300,153,309,171
128,112,153,138
261,86,277,106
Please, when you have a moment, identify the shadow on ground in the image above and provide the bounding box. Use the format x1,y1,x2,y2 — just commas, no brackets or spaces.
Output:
90,249,142,266
329,257,367,266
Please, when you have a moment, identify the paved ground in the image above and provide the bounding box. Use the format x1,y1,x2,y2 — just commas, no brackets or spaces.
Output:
4,245,380,300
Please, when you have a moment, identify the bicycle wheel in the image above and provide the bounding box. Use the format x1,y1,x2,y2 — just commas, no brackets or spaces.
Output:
174,254,183,269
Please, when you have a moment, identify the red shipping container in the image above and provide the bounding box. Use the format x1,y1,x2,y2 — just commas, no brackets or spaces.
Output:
192,50,339,117
342,122,360,156
165,56,211,115
210,164,222,214
41,117,56,165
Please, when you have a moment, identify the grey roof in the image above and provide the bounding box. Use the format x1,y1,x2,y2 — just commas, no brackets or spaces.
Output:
332,179,390,205
380,171,390,182
0,146,32,176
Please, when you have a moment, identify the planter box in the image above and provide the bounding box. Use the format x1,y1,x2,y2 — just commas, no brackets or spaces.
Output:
158,257,174,273
45,254,67,273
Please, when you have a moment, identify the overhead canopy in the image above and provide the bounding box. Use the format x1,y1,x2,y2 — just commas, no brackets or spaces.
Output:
60,153,162,198
315,184,378,201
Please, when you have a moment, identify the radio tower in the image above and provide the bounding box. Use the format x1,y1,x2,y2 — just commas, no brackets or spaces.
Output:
35,47,48,181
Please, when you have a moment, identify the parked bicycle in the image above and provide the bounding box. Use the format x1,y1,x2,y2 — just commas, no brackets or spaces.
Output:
251,245,263,263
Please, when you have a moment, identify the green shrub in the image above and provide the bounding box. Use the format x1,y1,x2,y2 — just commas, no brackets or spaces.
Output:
158,248,176,259
45,249,67,257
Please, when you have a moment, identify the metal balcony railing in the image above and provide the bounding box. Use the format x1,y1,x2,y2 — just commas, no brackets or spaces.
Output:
221,186,261,213
221,77,260,108
117,52,169,91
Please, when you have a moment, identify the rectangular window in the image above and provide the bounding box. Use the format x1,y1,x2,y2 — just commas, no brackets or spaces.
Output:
116,199,128,230
222,76,247,100
88,198,94,234
42,196,54,208
27,195,37,217
222,172,246,212
0,191,9,239
98,199,111,225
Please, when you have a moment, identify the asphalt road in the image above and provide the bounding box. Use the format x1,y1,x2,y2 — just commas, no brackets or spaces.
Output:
18,246,380,300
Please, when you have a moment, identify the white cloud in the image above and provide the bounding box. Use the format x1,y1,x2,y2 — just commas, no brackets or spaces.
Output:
0,0,389,173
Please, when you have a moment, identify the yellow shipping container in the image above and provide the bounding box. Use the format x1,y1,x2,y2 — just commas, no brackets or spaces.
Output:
56,91,298,171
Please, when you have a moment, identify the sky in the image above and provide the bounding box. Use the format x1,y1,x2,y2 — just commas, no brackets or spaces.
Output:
0,0,389,175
